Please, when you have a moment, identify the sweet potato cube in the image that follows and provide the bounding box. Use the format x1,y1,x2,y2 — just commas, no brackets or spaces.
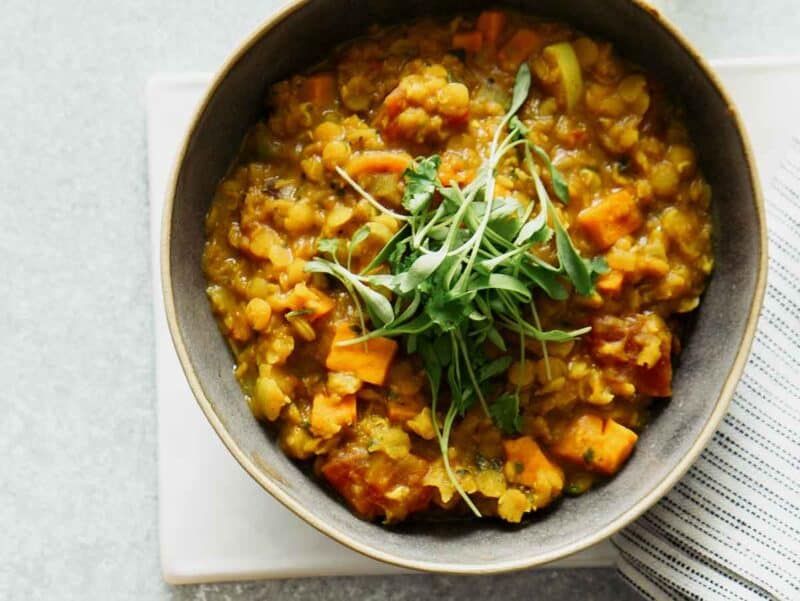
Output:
345,151,413,177
550,414,638,475
500,29,542,68
452,31,483,53
311,393,357,438
577,189,643,250
596,270,624,295
287,283,334,321
303,73,336,106
387,398,424,423
503,436,564,492
325,323,398,386
477,10,506,47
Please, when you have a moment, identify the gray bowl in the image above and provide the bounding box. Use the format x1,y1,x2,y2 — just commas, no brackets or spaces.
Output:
162,0,767,573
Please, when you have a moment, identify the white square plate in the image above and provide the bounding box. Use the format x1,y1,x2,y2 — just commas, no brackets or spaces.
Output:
148,58,800,584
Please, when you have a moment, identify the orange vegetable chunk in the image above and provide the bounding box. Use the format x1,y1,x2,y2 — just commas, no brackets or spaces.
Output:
303,73,336,106
596,270,624,295
452,31,483,53
321,445,431,521
286,282,334,321
499,28,542,68
477,10,507,47
311,393,357,438
345,151,413,177
577,189,643,250
387,398,424,423
550,414,638,475
325,323,399,386
503,436,564,491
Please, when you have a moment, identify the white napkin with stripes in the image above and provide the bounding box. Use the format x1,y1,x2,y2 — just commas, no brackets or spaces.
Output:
613,138,800,600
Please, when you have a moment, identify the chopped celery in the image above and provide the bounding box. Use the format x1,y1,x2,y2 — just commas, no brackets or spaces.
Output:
543,42,584,111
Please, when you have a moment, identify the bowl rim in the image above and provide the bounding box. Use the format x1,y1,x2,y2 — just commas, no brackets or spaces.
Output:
161,0,768,574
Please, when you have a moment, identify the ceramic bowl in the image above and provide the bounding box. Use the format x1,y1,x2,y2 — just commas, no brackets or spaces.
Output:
162,0,767,573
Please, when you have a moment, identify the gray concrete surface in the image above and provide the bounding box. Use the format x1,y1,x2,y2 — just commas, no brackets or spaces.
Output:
1,1,798,599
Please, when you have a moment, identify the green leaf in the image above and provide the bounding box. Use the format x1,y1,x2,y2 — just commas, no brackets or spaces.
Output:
489,196,524,220
439,184,463,212
394,292,422,324
304,257,336,277
433,334,452,365
481,197,525,241
489,393,522,434
365,273,403,293
396,248,447,294
509,115,530,139
448,363,474,416
354,281,395,326
426,225,450,241
361,224,409,274
514,212,548,245
388,237,414,274
554,220,594,296
402,155,441,213
418,337,442,399
509,63,532,116
590,255,610,275
351,225,370,247
486,326,507,351
471,196,525,241
532,145,569,204
478,355,513,382
487,216,522,242
305,258,395,325
479,245,530,272
519,263,568,301
348,225,371,269
425,288,473,332
470,273,532,302
526,169,595,296
499,317,590,342
316,237,340,259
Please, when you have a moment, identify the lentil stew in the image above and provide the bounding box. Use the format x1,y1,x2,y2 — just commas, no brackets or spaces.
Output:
202,10,713,524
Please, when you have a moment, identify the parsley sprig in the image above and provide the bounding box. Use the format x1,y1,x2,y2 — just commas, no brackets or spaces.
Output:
306,64,607,515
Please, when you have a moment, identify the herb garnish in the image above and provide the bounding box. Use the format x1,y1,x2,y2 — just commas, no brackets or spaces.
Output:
306,64,607,515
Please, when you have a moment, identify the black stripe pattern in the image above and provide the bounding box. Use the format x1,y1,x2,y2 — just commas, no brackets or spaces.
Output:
613,137,800,600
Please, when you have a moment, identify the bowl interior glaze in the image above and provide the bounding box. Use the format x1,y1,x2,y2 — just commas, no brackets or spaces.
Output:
164,0,764,572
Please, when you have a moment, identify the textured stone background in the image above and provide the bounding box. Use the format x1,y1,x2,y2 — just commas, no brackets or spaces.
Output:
2,1,798,599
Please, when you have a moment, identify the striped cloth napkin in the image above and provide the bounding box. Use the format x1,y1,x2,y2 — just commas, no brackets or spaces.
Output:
612,138,800,600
